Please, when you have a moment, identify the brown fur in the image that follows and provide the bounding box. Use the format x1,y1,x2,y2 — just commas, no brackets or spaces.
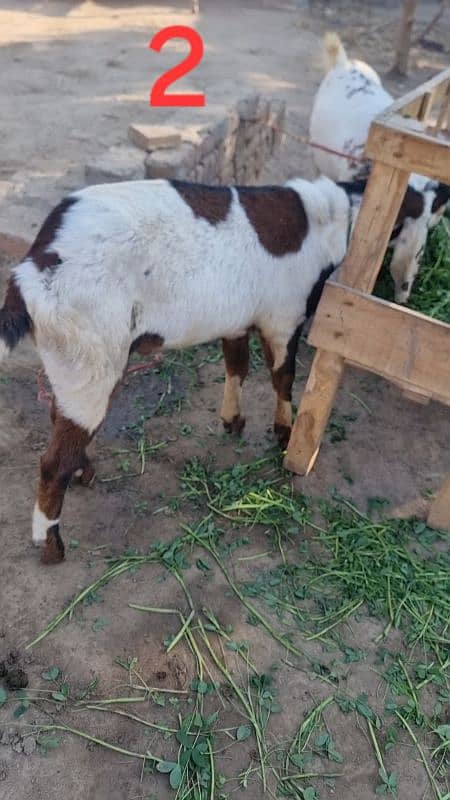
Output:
37,412,93,562
237,186,309,256
1,277,32,349
398,187,425,224
221,334,250,433
260,325,302,447
130,332,164,355
431,182,450,214
41,526,65,565
27,197,77,271
171,181,232,225
222,335,250,384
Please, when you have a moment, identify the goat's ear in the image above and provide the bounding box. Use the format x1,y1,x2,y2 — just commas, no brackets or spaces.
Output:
431,183,450,213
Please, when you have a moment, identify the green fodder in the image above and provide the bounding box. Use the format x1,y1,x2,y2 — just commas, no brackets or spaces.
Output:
375,218,450,322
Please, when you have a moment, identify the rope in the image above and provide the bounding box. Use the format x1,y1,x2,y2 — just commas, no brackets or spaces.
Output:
268,122,368,164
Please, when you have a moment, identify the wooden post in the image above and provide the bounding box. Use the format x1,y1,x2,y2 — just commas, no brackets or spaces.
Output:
284,163,410,476
283,350,344,475
392,0,418,76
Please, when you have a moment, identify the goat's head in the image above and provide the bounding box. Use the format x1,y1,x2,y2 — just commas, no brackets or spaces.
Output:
430,182,450,220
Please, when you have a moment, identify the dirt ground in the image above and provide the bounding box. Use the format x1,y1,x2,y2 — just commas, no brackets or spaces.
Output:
1,2,450,800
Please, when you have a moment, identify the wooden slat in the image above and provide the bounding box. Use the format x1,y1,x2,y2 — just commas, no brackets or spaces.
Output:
417,91,434,123
427,477,450,531
435,84,450,133
366,120,450,183
308,282,450,404
382,69,450,117
340,162,410,292
284,350,345,475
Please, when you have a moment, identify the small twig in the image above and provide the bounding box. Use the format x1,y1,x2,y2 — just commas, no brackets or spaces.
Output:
35,723,161,763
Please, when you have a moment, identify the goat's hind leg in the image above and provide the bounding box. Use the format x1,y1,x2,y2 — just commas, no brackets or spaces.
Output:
260,326,302,449
221,334,249,434
33,412,93,564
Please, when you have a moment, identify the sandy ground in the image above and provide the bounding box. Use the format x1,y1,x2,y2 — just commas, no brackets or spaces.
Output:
1,2,450,799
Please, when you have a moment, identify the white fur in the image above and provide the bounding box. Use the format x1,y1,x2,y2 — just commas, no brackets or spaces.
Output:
14,176,350,433
310,35,392,181
32,503,59,544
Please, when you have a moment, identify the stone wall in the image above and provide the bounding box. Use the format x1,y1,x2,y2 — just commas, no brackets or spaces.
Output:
85,95,286,187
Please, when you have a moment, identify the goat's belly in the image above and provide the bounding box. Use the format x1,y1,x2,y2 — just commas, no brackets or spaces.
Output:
139,294,257,351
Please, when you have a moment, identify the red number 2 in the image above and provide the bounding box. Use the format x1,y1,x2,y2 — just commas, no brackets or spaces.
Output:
149,25,205,107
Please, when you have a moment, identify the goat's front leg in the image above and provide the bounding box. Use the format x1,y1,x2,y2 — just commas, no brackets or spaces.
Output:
33,413,92,564
260,326,302,449
221,334,249,434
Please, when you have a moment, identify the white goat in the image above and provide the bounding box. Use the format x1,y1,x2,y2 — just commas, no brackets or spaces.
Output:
310,33,449,303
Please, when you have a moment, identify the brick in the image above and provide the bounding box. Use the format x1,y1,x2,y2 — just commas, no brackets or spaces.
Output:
128,124,182,152
85,146,145,184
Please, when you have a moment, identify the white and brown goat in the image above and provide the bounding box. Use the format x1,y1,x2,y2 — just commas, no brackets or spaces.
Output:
0,175,442,563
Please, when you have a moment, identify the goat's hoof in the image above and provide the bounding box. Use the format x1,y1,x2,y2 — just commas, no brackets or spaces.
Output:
222,414,246,435
74,461,96,487
40,525,65,565
274,423,291,450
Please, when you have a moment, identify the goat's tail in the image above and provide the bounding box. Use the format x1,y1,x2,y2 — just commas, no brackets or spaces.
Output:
323,32,348,71
0,278,32,364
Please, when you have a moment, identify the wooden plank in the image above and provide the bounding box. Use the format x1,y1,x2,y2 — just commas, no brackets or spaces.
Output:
339,161,410,292
435,84,450,133
308,282,450,404
417,90,434,123
382,69,450,116
366,120,450,183
427,476,450,531
401,387,430,405
284,350,345,475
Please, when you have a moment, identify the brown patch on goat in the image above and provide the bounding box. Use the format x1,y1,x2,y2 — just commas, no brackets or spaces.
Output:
260,326,302,448
130,332,164,356
431,182,450,214
221,334,249,433
171,180,232,225
397,186,425,224
27,197,78,271
41,525,65,565
37,412,93,563
237,186,308,256
222,335,249,384
1,277,32,349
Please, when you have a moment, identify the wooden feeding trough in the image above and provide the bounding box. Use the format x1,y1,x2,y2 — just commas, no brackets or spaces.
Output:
284,68,450,528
